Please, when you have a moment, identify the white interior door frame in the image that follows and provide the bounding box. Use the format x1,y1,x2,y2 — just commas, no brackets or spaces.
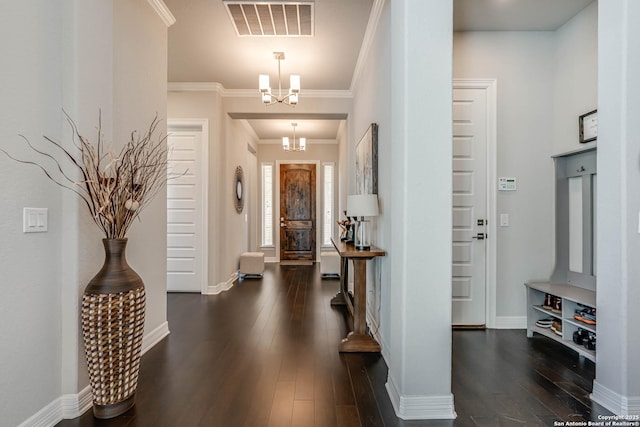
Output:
453,79,498,328
167,118,209,294
275,160,321,262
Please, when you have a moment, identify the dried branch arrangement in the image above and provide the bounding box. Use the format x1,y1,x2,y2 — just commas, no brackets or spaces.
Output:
1,113,171,238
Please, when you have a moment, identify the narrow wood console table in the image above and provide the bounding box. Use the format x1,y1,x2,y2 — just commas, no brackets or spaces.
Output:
330,238,386,352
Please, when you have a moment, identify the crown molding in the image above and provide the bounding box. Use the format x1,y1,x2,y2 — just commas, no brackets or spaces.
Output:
168,82,225,92
223,88,352,98
168,82,352,99
222,88,259,97
147,0,176,27
259,139,338,145
303,89,353,98
350,0,386,93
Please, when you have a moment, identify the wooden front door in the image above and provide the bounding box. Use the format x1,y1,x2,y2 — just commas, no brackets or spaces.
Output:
280,164,316,261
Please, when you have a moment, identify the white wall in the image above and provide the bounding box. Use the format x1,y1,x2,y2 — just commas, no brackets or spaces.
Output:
452,3,599,323
593,0,640,415
223,118,259,275
454,32,557,320
553,2,598,154
168,91,265,284
167,91,223,285
387,0,455,418
351,0,392,356
0,3,64,425
0,1,170,425
337,120,349,219
114,0,169,357
60,0,116,398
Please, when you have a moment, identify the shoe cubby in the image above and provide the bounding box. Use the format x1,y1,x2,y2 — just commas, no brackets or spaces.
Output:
525,281,596,362
562,299,596,334
525,148,597,362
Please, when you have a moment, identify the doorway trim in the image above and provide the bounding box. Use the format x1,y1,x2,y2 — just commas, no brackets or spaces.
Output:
453,79,497,328
167,118,209,294
275,160,321,262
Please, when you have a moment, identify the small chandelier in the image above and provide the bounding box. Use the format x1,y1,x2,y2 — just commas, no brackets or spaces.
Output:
259,52,300,106
283,123,306,151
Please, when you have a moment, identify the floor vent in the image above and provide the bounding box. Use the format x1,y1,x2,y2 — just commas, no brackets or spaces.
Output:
223,1,314,37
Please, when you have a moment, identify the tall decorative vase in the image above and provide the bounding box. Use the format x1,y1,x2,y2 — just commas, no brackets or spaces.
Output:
81,238,146,419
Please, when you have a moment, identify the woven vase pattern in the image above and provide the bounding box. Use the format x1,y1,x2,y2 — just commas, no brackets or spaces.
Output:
81,287,146,406
81,238,146,418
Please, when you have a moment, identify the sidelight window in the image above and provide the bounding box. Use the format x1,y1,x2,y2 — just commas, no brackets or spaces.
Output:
322,163,335,246
261,163,273,247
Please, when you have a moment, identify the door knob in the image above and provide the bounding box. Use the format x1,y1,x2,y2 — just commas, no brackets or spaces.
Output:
472,233,486,240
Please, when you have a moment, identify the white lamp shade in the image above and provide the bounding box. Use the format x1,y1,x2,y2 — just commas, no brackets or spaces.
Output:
290,75,300,93
282,137,290,150
259,74,270,92
299,138,306,151
288,93,298,105
347,194,379,217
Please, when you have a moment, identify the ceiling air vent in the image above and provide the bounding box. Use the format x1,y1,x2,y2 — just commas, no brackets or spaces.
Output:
223,1,314,37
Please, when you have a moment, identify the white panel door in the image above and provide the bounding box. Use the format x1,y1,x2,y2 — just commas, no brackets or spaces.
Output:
452,88,487,326
167,130,203,292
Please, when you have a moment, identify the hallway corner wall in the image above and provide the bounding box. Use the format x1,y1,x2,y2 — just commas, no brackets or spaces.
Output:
0,3,65,425
113,0,170,351
0,0,172,424
168,90,224,287
453,31,556,322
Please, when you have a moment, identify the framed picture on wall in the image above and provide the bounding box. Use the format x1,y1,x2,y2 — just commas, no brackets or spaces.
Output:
355,123,378,195
579,109,598,143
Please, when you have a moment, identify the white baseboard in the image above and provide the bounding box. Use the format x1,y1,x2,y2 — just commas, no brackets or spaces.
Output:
20,322,170,426
61,386,93,420
18,385,92,427
366,311,391,363
592,381,640,416
385,375,457,420
18,397,63,427
205,272,237,295
142,321,170,356
265,256,278,263
493,316,527,329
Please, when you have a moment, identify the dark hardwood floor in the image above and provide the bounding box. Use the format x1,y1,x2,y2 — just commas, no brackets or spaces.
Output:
58,264,610,427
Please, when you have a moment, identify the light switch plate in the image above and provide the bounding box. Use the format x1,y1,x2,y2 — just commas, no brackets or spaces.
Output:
23,208,48,233
500,213,509,227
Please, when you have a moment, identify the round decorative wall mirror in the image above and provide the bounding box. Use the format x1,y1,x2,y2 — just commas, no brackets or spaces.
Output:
234,166,244,213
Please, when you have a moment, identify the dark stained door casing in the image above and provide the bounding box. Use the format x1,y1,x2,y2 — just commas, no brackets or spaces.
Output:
280,164,316,261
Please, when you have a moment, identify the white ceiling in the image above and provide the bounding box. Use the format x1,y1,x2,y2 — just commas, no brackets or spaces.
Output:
246,119,342,140
165,0,595,141
454,0,594,32
165,0,373,90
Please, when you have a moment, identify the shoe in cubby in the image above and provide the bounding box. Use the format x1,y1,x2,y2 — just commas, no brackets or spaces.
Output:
574,304,596,325
584,332,596,351
535,317,554,328
573,328,589,345
551,320,563,336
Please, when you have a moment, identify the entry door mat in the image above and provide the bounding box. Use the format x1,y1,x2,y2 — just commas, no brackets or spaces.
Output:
280,260,314,266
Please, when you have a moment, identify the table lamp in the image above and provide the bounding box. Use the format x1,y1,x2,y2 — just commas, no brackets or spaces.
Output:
347,194,379,250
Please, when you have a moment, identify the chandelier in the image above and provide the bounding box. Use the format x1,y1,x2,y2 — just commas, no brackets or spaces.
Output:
283,123,306,151
259,52,300,106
